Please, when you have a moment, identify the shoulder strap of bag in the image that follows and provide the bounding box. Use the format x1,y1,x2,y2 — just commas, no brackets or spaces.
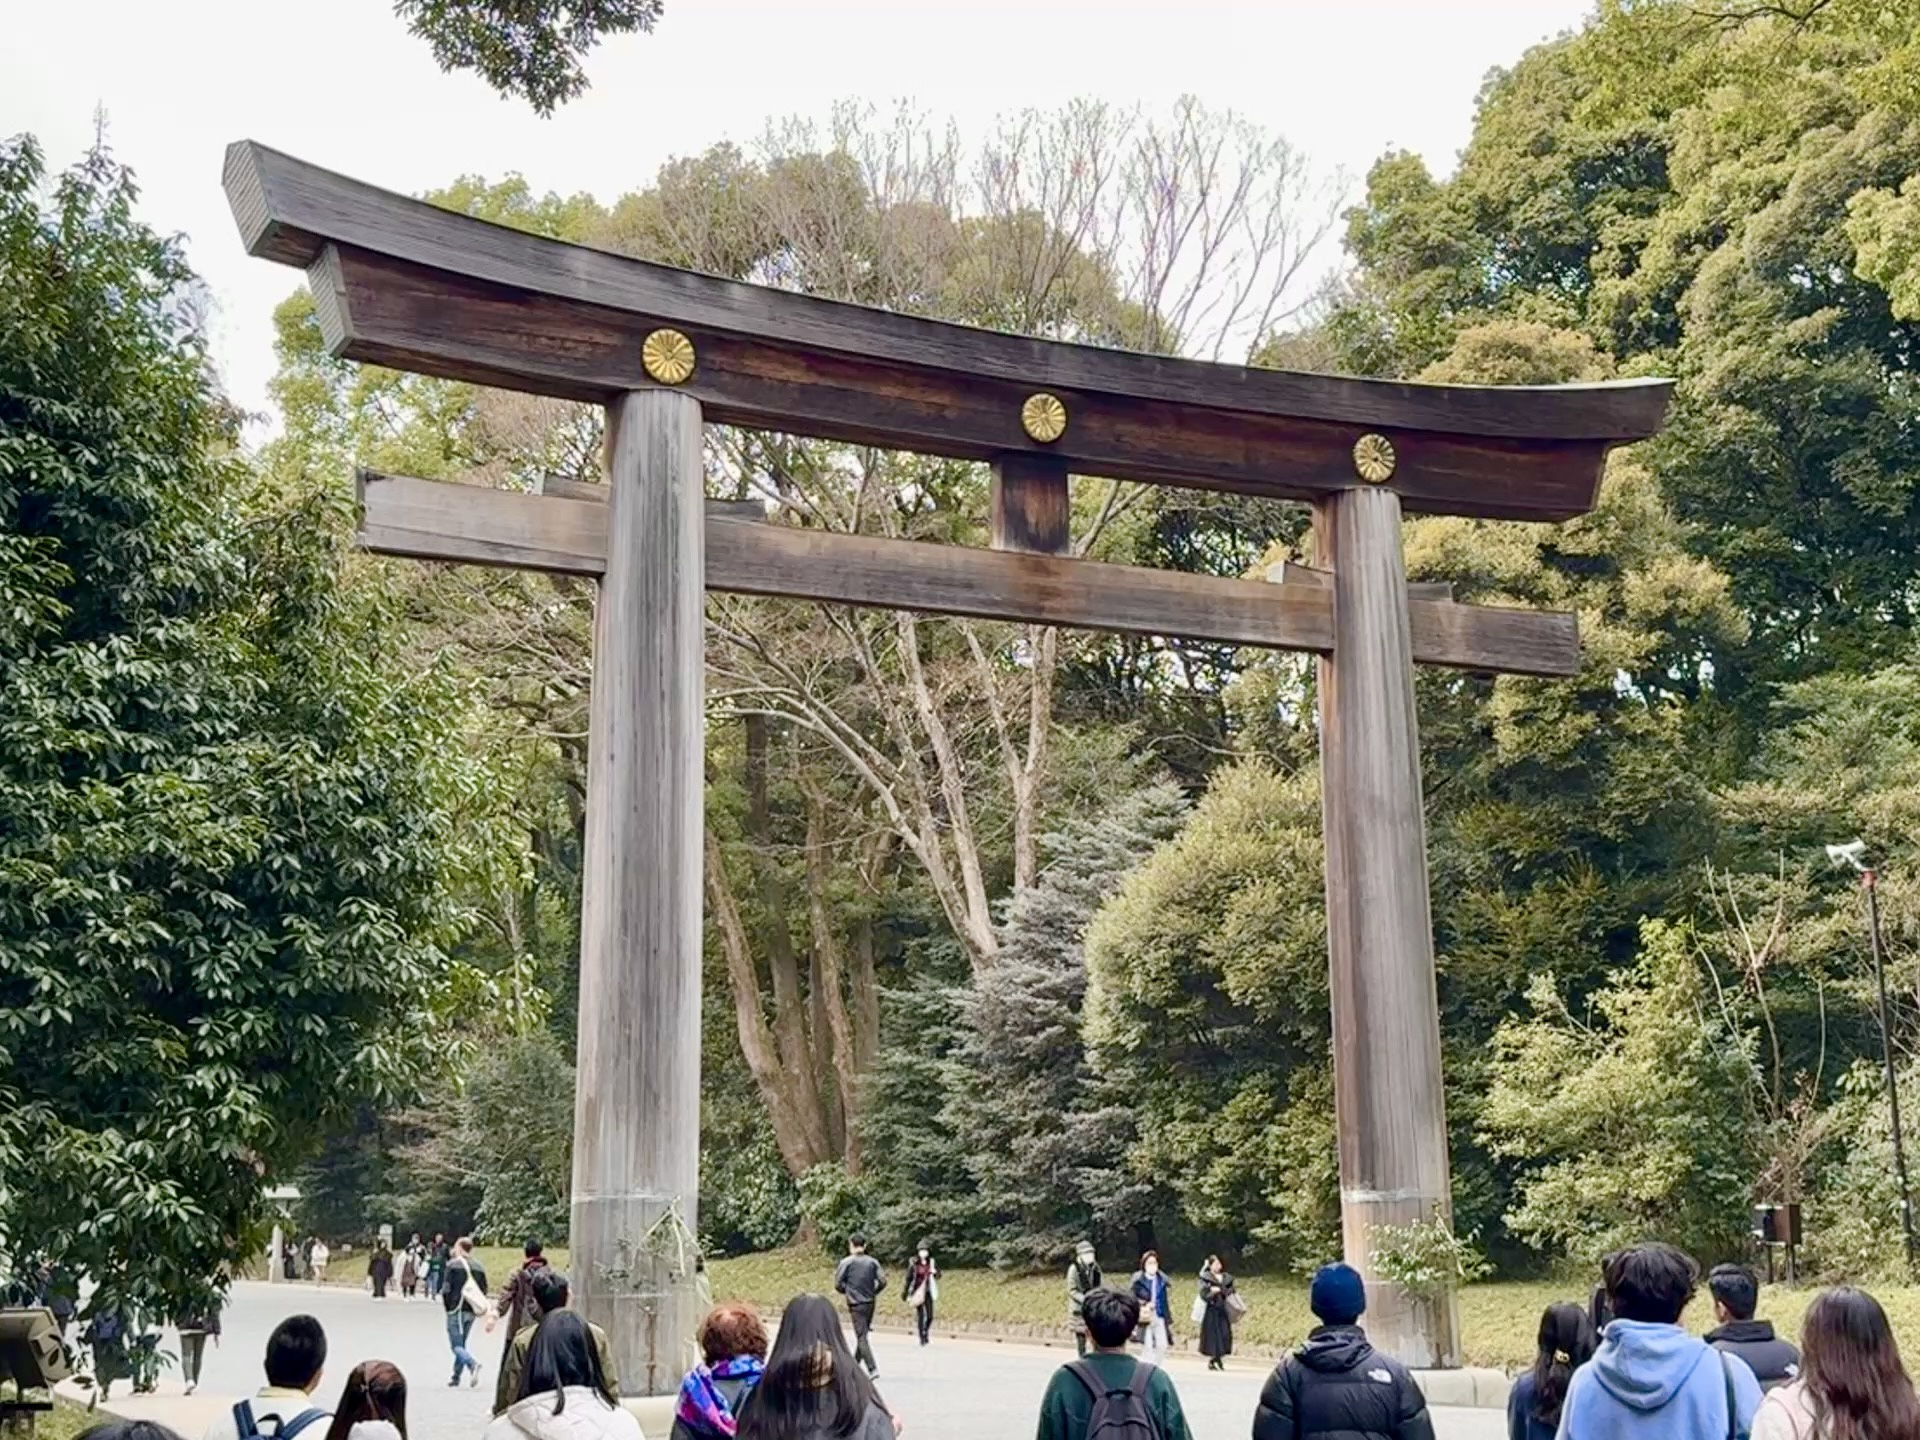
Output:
1722,1351,1739,1440
277,1411,331,1440
231,1402,258,1440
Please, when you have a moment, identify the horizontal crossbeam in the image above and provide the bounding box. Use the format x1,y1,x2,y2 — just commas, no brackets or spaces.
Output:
230,142,1671,524
356,471,1580,676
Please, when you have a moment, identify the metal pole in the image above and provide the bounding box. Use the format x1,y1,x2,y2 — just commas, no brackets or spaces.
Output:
1865,868,1918,1278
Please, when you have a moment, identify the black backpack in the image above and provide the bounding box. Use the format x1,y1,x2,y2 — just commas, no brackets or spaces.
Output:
1069,1361,1161,1440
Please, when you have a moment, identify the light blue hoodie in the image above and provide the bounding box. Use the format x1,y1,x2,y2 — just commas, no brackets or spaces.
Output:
1559,1320,1763,1440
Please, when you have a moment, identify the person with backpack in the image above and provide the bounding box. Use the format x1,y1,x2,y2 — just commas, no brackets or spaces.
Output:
1067,1243,1104,1359
441,1237,490,1390
1036,1285,1192,1440
1251,1262,1434,1440
485,1241,552,1372
199,1314,331,1440
1557,1243,1763,1440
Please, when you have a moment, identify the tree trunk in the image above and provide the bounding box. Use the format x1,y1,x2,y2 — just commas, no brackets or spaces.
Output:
704,828,828,1179
742,715,833,1164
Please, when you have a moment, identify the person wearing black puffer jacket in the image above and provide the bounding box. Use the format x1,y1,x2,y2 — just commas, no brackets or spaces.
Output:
1251,1263,1434,1440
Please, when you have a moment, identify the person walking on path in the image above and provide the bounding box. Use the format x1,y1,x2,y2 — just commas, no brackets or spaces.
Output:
482,1312,637,1440
901,1243,939,1348
1507,1303,1595,1440
199,1314,331,1440
441,1237,490,1391
671,1303,768,1440
1035,1285,1193,1440
734,1294,895,1440
1706,1263,1801,1394
322,1361,407,1440
494,1269,619,1415
175,1301,222,1397
399,1246,420,1303
486,1242,552,1369
425,1236,448,1302
1129,1253,1174,1366
1558,1242,1762,1440
1752,1285,1920,1440
84,1305,132,1404
1196,1256,1235,1371
1252,1262,1435,1440
832,1234,886,1380
309,1240,330,1288
368,1243,394,1302
1066,1243,1103,1359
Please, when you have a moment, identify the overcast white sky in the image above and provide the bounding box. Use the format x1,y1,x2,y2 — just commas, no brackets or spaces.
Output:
4,0,1592,425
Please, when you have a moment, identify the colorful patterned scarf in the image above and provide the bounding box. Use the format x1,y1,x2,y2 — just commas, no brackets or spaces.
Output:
674,1354,765,1438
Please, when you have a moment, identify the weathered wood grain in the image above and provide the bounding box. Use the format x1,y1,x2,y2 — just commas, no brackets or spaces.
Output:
354,472,1580,675
1314,487,1461,1370
226,142,1674,522
1267,559,1454,604
308,242,1628,523
569,391,706,1396
990,455,1071,554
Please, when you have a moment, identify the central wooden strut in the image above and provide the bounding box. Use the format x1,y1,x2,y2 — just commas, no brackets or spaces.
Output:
224,139,1672,1383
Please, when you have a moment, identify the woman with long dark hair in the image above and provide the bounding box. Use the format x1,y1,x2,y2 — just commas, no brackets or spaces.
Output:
1197,1256,1236,1371
322,1361,408,1440
1754,1286,1920,1440
734,1293,894,1440
1507,1303,1595,1440
480,1312,638,1440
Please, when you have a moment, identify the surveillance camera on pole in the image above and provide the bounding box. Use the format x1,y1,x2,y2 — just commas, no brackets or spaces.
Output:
1826,836,1916,1277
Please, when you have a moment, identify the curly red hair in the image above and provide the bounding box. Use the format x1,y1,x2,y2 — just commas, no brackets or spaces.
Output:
698,1303,769,1364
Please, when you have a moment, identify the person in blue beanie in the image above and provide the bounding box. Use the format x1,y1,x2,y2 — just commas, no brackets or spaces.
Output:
1251,1262,1434,1440
1560,1243,1763,1440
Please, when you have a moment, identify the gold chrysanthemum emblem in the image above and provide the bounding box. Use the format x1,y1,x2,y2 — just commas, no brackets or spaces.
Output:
1021,392,1069,443
1352,433,1396,483
641,328,697,385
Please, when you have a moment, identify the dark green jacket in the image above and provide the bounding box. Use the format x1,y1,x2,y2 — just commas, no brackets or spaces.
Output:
1035,1352,1192,1440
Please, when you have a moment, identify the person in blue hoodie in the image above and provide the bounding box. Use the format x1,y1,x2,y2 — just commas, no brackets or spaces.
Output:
1559,1243,1764,1440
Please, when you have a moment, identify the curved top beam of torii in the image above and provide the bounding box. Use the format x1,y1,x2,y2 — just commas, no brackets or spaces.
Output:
224,141,1670,523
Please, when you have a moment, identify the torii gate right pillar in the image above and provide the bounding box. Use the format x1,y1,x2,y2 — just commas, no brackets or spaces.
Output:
1314,485,1460,1368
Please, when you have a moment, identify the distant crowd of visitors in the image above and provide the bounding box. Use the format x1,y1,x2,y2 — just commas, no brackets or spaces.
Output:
47,1232,1920,1440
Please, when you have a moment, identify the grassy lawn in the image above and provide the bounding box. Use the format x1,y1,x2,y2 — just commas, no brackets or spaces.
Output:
0,1396,94,1440
450,1247,1920,1373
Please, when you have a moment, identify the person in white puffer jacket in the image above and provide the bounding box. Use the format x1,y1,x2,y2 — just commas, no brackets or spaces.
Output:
483,1311,643,1440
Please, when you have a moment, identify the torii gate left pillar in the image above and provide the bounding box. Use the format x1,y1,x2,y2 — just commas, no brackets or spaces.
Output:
570,390,705,1395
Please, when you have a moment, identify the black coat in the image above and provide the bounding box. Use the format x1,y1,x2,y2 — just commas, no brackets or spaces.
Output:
1198,1270,1234,1359
1707,1319,1801,1392
1253,1326,1436,1440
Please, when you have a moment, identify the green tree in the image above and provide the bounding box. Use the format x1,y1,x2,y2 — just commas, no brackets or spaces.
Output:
0,137,498,1320
1084,761,1337,1265
952,783,1188,1268
1324,1,1920,732
395,0,664,113
1481,920,1758,1261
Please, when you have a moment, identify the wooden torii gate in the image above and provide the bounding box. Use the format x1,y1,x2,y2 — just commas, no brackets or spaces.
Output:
225,141,1671,1381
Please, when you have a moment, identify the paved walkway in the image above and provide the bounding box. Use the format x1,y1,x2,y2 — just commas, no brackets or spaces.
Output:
68,1280,1505,1440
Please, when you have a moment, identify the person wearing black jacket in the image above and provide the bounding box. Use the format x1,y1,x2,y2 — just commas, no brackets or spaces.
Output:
832,1234,885,1379
1252,1263,1435,1440
1705,1263,1800,1392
